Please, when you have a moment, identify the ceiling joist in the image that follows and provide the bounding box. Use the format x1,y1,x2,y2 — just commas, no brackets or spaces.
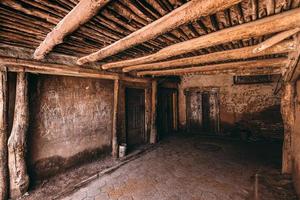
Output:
33,0,111,60
123,39,296,72
137,58,287,77
102,8,300,70
76,0,242,65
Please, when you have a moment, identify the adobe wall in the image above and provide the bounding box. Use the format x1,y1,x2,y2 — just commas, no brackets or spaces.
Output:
179,74,283,137
26,75,114,179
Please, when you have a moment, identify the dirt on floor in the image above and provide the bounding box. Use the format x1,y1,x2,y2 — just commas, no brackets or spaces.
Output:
21,133,297,200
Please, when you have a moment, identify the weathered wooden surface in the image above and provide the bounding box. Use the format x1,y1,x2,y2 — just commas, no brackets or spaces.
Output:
77,0,242,64
8,72,29,199
137,58,286,77
102,8,300,70
253,28,300,53
281,83,295,174
150,80,157,144
123,39,295,72
0,70,8,200
112,79,119,158
34,0,110,60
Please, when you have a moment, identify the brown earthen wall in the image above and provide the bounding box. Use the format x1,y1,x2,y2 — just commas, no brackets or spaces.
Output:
179,74,283,137
27,75,114,179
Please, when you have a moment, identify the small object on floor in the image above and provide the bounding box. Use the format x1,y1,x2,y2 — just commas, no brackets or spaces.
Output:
119,143,127,158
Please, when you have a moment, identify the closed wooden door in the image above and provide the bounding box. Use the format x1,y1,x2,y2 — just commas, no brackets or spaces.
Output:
186,90,220,134
126,88,145,147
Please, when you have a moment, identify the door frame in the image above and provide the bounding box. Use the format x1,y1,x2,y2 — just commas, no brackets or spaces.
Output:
184,87,220,134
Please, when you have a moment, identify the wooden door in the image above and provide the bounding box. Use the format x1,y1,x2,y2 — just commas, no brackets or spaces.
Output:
186,90,220,134
126,88,145,148
157,89,175,138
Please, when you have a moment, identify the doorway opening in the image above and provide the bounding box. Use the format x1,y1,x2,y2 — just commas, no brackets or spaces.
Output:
185,88,220,134
125,88,146,151
157,88,178,139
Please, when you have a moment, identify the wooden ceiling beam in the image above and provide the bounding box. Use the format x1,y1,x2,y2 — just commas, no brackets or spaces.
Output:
123,39,295,72
253,28,300,53
102,8,300,70
137,58,287,77
76,0,242,65
33,0,111,60
0,57,150,84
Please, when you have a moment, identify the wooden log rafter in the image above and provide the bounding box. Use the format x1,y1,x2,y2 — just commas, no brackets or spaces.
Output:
123,39,296,72
102,8,300,70
34,0,111,60
253,28,300,53
137,58,287,77
77,0,242,65
8,72,29,199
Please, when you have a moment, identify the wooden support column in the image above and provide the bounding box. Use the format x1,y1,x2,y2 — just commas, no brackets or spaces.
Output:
150,80,157,144
112,79,120,158
0,69,8,200
8,72,29,199
281,83,295,174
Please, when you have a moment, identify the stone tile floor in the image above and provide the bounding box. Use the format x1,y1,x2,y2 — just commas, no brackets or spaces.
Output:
62,134,296,200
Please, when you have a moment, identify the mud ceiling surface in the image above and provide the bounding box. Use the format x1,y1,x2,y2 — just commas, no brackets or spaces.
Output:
0,0,299,73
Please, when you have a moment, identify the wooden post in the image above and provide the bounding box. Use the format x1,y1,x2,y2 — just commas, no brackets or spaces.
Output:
150,80,157,144
0,69,8,200
112,79,120,158
8,72,29,199
281,83,295,174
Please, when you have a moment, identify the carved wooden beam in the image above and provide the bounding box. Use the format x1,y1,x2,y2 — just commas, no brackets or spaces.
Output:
77,0,242,65
123,39,295,72
102,8,300,70
137,58,287,77
34,0,110,60
283,34,300,82
253,28,300,53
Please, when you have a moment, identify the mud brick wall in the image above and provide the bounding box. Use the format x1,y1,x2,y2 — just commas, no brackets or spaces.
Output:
179,74,283,138
27,75,114,179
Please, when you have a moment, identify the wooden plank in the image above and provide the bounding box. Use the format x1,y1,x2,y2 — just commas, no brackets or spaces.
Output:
102,8,300,70
77,0,242,64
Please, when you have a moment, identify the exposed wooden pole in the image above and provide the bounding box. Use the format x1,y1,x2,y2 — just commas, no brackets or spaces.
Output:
253,28,300,53
283,34,300,82
123,39,295,72
34,0,110,60
137,58,287,77
0,69,8,200
102,8,300,70
150,80,157,144
76,0,242,65
8,72,29,199
281,83,295,174
0,57,151,84
112,79,120,158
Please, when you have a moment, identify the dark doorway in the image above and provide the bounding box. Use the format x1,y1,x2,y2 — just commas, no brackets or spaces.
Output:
125,88,145,149
186,89,220,134
157,89,177,138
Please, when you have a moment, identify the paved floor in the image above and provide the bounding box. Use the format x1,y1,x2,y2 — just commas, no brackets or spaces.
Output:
62,134,294,200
